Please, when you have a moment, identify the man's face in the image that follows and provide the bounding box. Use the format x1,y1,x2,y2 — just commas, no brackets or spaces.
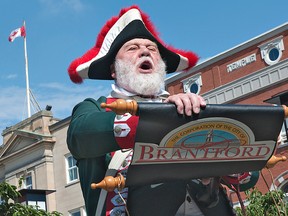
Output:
112,38,167,95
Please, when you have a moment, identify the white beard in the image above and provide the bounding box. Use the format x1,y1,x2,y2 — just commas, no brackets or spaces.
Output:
114,57,166,96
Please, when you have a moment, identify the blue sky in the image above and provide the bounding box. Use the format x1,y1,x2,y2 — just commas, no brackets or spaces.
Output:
0,0,287,139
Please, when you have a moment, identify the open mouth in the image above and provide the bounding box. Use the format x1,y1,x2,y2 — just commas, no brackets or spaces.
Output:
139,60,153,71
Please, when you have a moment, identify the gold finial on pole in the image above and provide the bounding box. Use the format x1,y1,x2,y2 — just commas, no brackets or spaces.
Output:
91,174,125,192
101,99,138,115
266,155,287,169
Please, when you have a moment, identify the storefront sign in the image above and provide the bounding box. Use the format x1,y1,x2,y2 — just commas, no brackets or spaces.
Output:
227,53,256,72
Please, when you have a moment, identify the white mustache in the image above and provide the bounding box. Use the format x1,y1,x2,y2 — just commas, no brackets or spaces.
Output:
136,57,154,68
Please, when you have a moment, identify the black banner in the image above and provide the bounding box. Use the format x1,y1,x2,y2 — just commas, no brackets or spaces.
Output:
126,103,284,186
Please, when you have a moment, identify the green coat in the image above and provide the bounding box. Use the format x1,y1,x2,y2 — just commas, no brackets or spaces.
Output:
67,96,116,216
67,96,120,159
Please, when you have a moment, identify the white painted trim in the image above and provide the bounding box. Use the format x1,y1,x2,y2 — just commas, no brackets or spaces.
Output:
203,59,288,104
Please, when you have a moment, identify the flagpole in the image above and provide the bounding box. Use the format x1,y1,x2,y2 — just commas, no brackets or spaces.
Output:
23,20,31,118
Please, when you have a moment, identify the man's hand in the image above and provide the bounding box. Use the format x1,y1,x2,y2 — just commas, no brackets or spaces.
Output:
164,93,206,116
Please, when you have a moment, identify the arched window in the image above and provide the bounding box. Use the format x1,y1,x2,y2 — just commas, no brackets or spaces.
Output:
258,36,284,66
181,74,202,95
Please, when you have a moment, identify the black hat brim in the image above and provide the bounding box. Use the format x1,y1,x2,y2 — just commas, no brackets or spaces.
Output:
88,20,180,80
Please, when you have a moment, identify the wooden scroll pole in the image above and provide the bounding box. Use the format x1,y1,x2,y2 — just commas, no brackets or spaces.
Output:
91,173,125,192
91,100,288,192
101,99,138,115
266,155,287,168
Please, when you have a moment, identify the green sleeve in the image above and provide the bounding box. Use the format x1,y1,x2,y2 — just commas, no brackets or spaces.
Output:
67,96,120,159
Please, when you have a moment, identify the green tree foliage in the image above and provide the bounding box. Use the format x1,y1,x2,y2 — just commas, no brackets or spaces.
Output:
235,188,288,216
0,181,62,216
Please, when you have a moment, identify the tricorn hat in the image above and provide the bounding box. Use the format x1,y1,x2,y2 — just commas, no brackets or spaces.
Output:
68,5,198,83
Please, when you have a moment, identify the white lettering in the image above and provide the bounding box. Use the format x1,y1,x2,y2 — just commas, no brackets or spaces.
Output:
227,53,256,72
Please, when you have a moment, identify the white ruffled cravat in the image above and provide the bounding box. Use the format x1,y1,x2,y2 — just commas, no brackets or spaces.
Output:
109,84,170,102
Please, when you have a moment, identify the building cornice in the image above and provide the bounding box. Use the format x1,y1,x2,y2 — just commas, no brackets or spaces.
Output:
203,59,288,104
166,22,288,84
0,130,55,161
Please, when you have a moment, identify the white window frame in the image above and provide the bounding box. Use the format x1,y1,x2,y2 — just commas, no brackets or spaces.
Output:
66,154,79,183
258,36,284,66
69,207,86,216
27,200,46,211
181,74,202,94
24,174,33,189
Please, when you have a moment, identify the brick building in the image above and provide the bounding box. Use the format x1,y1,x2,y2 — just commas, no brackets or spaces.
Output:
165,22,288,204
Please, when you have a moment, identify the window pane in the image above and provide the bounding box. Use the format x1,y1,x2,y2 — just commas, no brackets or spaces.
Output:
37,201,46,211
269,48,279,61
68,156,73,167
68,156,77,168
71,211,81,216
73,168,78,179
27,201,46,211
69,168,78,181
25,175,32,189
67,155,79,182
28,201,37,205
190,83,199,94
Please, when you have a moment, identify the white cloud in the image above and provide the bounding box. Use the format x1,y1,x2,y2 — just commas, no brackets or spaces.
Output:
0,82,111,137
67,0,85,12
0,86,27,120
33,82,112,118
6,74,18,79
39,0,85,14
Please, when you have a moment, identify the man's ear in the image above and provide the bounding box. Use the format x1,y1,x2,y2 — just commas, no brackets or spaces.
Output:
110,63,116,79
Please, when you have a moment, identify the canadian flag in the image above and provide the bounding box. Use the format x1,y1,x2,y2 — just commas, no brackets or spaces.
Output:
8,26,26,42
